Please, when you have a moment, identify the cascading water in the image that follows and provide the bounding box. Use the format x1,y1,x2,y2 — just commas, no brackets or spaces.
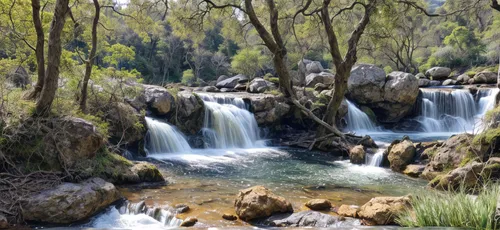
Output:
345,100,377,132
199,94,265,149
145,117,192,154
415,88,499,132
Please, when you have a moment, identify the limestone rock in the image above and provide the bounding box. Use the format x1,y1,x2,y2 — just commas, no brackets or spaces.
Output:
22,178,120,224
425,67,451,80
336,205,359,218
403,164,425,178
305,72,335,88
457,74,470,84
357,195,411,225
234,185,293,221
131,162,164,182
388,140,416,172
473,71,497,84
429,161,484,191
143,84,176,115
349,145,365,165
442,79,457,86
248,78,269,93
347,64,386,105
305,199,332,211
175,92,205,134
422,134,473,180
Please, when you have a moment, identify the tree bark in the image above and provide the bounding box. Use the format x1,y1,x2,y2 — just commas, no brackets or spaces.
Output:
25,0,45,100
34,0,70,116
79,0,100,112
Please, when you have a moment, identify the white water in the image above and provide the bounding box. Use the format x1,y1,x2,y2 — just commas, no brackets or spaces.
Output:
145,117,192,154
345,100,377,132
199,94,265,149
415,88,499,133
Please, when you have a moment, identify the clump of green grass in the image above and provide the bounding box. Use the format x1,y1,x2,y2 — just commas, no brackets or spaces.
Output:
265,89,282,96
397,185,499,229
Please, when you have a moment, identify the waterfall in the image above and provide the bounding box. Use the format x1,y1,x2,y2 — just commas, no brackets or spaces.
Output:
345,100,377,132
145,117,192,154
199,94,264,149
415,88,499,132
367,149,384,167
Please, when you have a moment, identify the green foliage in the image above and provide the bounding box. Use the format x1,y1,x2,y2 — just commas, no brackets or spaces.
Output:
103,44,136,68
181,69,196,85
397,185,499,229
231,48,269,78
265,89,282,96
268,77,280,84
383,66,393,74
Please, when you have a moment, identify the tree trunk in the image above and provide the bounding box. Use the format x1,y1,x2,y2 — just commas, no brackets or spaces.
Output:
273,52,294,97
319,69,349,136
79,0,100,112
34,0,69,116
25,0,45,100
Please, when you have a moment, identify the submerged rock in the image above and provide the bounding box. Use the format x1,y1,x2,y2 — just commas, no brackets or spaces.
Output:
131,162,164,182
222,213,237,221
388,140,416,172
22,178,120,224
263,211,356,227
357,195,411,225
180,217,198,227
305,199,332,211
349,145,365,165
234,185,293,221
425,67,451,80
175,204,190,213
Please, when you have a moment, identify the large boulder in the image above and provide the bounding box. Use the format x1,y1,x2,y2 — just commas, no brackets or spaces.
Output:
429,80,442,86
388,140,416,172
142,84,176,116
456,74,470,84
131,162,164,182
105,102,146,146
216,74,249,89
263,211,354,228
418,78,430,87
429,161,484,191
336,205,359,218
22,178,120,224
473,71,497,84
422,134,473,180
248,78,269,93
347,67,419,123
357,195,411,225
305,199,332,211
305,72,335,88
251,95,290,125
425,67,451,80
290,70,304,86
6,66,31,88
234,185,293,221
349,145,365,165
217,75,230,83
306,61,324,74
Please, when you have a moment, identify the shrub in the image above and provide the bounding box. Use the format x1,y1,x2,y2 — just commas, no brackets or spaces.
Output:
268,77,280,84
397,185,499,229
181,69,195,85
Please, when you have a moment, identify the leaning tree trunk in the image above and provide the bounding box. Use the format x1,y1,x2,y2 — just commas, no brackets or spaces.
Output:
79,0,100,112
25,0,45,100
318,68,349,136
34,0,69,116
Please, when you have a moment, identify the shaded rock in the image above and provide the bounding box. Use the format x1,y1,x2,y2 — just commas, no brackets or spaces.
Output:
418,78,430,87
388,140,416,172
248,78,269,93
222,213,237,221
22,178,120,224
217,75,229,83
6,66,30,88
306,61,324,74
175,92,205,134
314,83,330,91
305,199,332,210
403,164,425,178
298,59,312,81
429,161,484,191
131,162,164,182
425,67,451,80
305,72,335,88
422,134,473,180
234,83,247,90
216,76,240,89
263,211,350,228
457,74,470,84
349,145,365,165
202,86,219,92
336,205,358,218
290,70,304,86
0,214,7,229
357,195,411,225
473,71,497,84
105,102,145,146
175,204,190,213
180,217,198,227
234,185,293,221
442,79,457,86
429,80,441,86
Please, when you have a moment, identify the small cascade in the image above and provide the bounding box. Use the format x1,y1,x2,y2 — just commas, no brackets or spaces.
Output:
415,88,499,132
345,100,377,132
88,201,182,228
145,117,192,154
367,149,384,167
199,94,264,149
